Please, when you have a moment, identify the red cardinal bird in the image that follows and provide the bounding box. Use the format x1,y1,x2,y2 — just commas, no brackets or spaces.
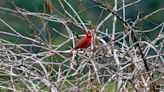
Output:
70,30,92,53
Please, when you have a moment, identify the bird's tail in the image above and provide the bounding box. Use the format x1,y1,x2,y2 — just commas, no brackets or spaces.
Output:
69,48,75,54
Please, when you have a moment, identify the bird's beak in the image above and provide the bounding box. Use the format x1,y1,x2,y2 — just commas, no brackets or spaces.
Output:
88,33,91,37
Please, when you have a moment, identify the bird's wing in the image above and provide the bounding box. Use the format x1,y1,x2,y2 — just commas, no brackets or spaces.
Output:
75,37,88,48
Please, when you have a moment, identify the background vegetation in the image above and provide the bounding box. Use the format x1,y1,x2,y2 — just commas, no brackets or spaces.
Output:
0,0,163,92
